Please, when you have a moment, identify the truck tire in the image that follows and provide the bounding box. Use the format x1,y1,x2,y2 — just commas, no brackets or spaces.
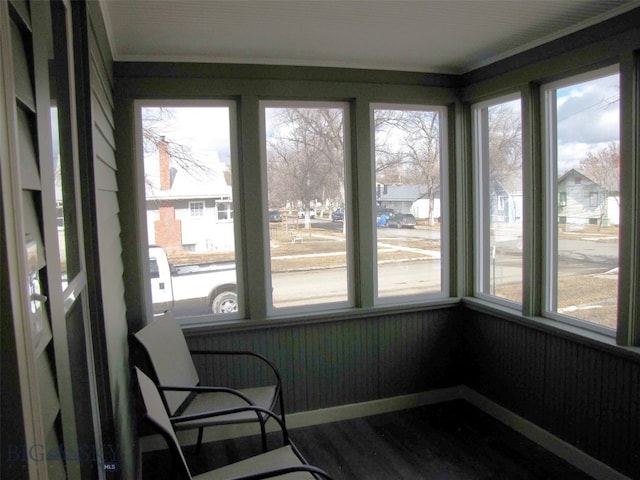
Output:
211,290,238,314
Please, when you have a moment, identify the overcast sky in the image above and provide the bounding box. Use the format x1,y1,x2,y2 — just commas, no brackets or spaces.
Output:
141,105,232,166
556,72,619,173
139,75,620,176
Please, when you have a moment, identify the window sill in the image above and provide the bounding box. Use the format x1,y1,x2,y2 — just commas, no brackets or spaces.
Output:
181,298,461,335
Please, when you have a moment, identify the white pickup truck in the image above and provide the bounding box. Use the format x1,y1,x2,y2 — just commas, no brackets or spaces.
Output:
149,246,238,315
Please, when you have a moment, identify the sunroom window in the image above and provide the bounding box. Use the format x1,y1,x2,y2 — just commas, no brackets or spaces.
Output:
542,67,620,333
473,96,523,305
139,103,242,323
262,102,351,312
372,105,449,302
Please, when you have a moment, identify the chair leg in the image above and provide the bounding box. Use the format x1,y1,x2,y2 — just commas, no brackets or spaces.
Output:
170,457,180,478
260,418,268,452
193,427,204,455
278,391,287,432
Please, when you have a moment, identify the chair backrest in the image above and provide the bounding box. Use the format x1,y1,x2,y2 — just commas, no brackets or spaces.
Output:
133,313,200,414
134,367,192,479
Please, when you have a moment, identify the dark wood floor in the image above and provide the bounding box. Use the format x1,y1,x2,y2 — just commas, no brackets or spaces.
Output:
142,400,594,479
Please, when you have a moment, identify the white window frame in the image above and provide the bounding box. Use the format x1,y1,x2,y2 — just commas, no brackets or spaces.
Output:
559,191,567,208
472,93,523,309
541,65,619,336
216,200,233,222
189,201,204,217
135,100,244,324
260,100,353,316
371,103,450,305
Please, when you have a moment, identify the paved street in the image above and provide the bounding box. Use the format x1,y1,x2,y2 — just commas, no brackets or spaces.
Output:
171,219,618,320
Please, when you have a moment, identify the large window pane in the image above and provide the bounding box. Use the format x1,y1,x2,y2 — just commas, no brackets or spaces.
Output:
373,106,448,300
263,104,349,310
474,98,523,304
140,105,240,322
545,69,620,330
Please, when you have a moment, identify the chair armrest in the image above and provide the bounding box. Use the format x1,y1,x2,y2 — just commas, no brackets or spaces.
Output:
171,404,290,445
158,384,256,406
189,350,283,386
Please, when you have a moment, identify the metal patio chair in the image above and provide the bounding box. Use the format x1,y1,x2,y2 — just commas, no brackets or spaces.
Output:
132,313,286,453
134,367,332,479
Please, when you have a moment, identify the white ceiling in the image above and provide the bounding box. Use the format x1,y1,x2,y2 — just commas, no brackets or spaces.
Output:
99,0,639,74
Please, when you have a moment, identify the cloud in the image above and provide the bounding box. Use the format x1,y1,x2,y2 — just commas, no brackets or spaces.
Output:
556,74,619,146
555,73,619,169
557,141,613,174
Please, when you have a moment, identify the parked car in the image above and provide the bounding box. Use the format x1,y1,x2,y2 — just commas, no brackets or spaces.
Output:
376,206,394,220
149,246,237,315
331,208,344,222
298,209,316,219
386,213,416,228
269,210,282,222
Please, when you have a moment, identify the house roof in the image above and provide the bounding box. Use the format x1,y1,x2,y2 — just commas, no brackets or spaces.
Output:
144,150,232,201
557,168,596,185
377,184,431,203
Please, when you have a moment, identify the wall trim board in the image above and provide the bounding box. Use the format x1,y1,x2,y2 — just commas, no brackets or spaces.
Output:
113,61,462,88
461,387,631,480
139,386,464,452
181,300,461,337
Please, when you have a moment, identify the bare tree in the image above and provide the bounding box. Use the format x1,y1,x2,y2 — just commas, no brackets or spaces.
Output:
488,103,522,184
579,142,620,206
266,107,345,215
374,109,441,224
142,107,213,178
374,111,409,181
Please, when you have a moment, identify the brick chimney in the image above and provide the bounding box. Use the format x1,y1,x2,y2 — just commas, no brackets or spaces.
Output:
154,204,182,254
155,136,182,252
158,136,171,191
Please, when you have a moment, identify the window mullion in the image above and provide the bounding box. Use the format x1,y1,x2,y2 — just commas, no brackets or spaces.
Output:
355,99,374,308
475,107,491,295
241,95,268,320
521,83,542,317
542,88,558,315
